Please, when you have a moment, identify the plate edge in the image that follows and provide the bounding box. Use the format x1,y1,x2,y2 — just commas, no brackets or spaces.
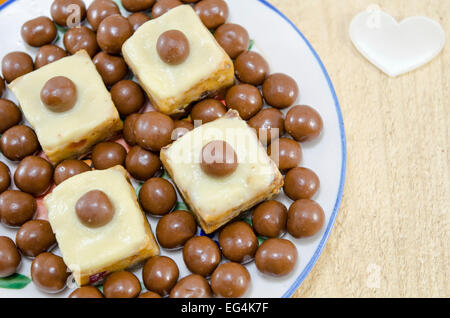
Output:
0,0,348,299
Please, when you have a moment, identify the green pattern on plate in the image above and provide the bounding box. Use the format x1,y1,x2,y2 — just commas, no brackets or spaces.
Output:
0,273,32,290
174,201,190,212
248,39,255,51
243,217,253,226
134,182,144,196
161,169,171,181
257,236,268,246
54,24,67,43
112,0,125,11
55,24,67,34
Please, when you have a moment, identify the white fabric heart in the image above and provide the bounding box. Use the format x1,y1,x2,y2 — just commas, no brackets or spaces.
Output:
349,9,446,77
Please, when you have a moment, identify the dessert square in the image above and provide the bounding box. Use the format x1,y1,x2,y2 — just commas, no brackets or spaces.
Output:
9,50,122,164
160,110,284,234
44,166,159,286
122,5,234,115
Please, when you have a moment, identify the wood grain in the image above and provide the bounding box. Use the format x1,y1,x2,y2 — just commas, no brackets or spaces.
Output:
268,0,449,298
0,0,447,298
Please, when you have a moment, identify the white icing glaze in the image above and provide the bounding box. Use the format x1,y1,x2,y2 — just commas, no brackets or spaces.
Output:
9,51,119,150
164,115,278,223
45,167,148,274
122,5,230,101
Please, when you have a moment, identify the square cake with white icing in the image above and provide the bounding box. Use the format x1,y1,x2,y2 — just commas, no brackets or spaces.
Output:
44,166,159,286
160,110,284,233
9,50,122,164
122,5,234,115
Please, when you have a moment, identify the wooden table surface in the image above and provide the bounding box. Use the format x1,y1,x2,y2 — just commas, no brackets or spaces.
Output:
0,0,448,298
267,0,449,298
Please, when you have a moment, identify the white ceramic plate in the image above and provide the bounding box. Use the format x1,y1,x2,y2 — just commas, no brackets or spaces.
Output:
0,0,346,298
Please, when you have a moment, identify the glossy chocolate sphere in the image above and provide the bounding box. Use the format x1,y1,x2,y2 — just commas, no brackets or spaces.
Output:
191,99,226,124
97,14,133,54
21,16,57,47
210,262,250,298
69,286,104,298
170,274,212,298
53,159,90,185
142,256,179,296
2,52,34,83
87,0,120,31
156,30,190,65
219,221,258,263
51,0,87,27
183,236,221,277
139,178,176,216
225,84,262,120
255,238,297,276
14,156,53,196
194,0,228,29
252,200,287,238
248,108,284,145
152,0,182,19
268,138,302,171
40,76,77,113
0,162,10,194
156,210,197,249
92,141,127,170
287,199,325,238
285,105,323,142
93,51,128,86
262,73,299,109
103,271,141,298
0,125,39,161
134,111,174,152
35,45,67,69
235,51,269,85
200,140,238,178
127,12,150,31
31,252,69,293
283,167,320,201
125,146,161,181
16,220,56,258
75,190,115,228
122,0,155,12
214,23,249,59
110,80,145,116
64,26,99,58
0,99,22,134
0,236,21,278
0,190,36,227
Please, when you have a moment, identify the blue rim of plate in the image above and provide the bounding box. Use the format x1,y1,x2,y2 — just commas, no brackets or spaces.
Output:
256,0,347,297
0,0,347,298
